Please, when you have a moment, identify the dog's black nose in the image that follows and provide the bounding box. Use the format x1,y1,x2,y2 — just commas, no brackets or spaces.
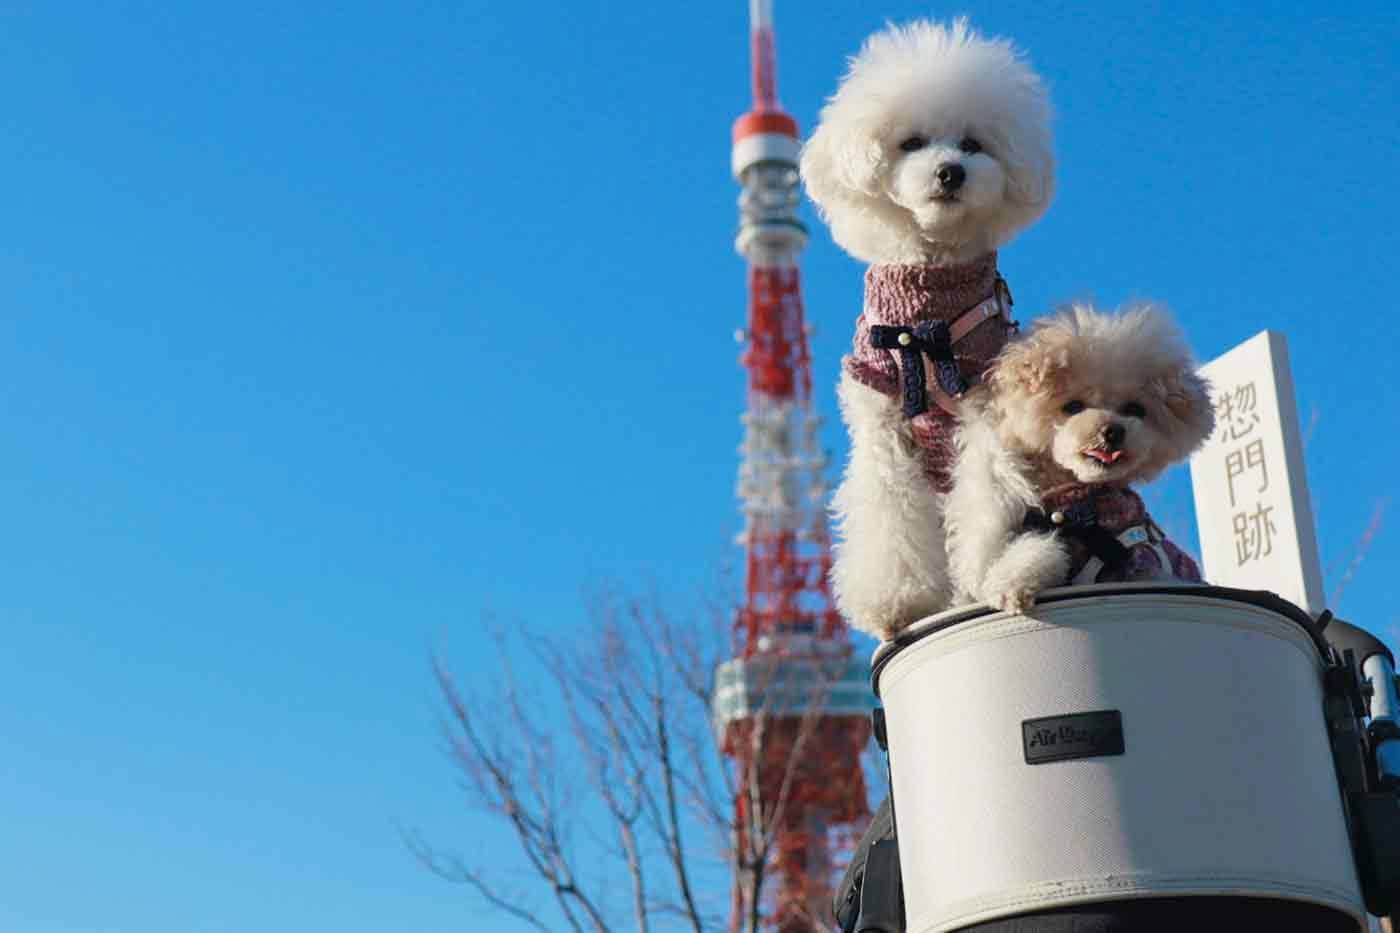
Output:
936,163,966,191
1103,423,1126,448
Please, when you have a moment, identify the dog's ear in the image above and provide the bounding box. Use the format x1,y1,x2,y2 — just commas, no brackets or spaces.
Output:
983,75,1055,209
982,329,1071,454
1004,150,1054,207
986,328,1071,400
999,132,1055,207
1154,369,1216,462
801,120,886,211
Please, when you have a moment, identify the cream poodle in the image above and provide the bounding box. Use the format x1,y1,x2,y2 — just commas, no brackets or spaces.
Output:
800,18,1055,637
945,303,1216,613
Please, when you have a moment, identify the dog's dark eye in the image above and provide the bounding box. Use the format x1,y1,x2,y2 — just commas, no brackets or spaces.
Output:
1121,401,1147,418
959,136,983,155
1062,400,1085,415
899,136,928,152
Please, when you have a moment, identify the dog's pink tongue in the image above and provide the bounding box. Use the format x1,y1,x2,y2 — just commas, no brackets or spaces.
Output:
1085,448,1123,464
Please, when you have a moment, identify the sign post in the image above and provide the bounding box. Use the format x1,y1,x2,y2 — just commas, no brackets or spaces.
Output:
1188,331,1324,615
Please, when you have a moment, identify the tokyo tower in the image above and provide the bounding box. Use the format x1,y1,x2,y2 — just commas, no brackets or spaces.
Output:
711,1,874,929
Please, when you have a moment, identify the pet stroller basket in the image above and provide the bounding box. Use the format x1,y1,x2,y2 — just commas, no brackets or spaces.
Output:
836,584,1400,933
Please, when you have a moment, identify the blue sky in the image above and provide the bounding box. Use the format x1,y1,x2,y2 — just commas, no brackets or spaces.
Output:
1,2,1398,931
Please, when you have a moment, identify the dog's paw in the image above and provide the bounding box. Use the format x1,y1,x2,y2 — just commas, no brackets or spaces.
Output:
845,592,947,640
990,586,1039,614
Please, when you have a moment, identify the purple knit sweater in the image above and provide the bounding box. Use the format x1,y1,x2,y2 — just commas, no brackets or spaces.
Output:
1038,483,1203,584
844,253,1015,492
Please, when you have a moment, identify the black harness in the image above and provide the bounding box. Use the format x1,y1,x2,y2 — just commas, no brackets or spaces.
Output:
866,277,1014,418
1021,497,1132,575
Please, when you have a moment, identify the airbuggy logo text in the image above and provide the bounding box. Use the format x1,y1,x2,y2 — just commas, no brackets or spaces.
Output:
1022,710,1125,765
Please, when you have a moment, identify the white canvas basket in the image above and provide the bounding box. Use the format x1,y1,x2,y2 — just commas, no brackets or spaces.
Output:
871,585,1367,932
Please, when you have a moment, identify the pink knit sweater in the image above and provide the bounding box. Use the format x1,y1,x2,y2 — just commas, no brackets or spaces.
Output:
844,253,1015,492
1037,483,1203,584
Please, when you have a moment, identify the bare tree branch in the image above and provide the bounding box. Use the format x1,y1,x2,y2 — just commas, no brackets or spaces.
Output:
417,588,865,933
405,829,555,932
430,652,610,932
1330,498,1389,607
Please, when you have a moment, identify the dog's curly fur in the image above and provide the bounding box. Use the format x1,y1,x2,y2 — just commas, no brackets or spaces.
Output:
945,304,1216,613
801,18,1054,267
801,18,1054,638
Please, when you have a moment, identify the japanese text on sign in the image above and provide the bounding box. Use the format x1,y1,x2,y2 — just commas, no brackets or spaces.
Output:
1214,381,1274,565
1189,331,1323,614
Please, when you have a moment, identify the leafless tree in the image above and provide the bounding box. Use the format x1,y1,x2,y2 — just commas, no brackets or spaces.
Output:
409,590,871,932
1328,497,1389,608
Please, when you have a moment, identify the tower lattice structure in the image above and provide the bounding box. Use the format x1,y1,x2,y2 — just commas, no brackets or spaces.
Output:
711,3,873,930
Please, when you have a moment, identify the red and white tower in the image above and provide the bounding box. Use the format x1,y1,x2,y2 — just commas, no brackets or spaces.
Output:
712,2,873,929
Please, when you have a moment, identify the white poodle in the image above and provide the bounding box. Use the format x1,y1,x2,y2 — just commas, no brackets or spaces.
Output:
800,18,1055,638
945,304,1216,613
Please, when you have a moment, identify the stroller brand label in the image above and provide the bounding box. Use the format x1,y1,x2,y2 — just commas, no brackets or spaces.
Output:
1022,710,1125,764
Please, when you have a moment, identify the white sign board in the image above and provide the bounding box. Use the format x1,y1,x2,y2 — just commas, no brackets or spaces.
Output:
1189,331,1324,615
